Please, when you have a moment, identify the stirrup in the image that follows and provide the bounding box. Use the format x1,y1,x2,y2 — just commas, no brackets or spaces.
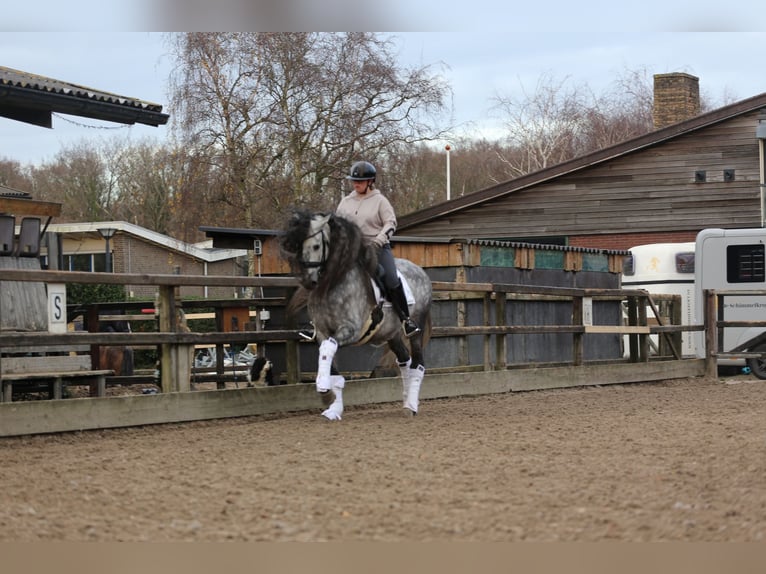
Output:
299,322,317,341
402,318,420,338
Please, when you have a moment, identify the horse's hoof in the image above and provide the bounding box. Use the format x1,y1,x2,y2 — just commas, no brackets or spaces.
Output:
321,407,342,421
403,407,417,418
319,390,335,407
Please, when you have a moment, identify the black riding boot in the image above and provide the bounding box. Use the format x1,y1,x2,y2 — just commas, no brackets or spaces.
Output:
389,282,420,338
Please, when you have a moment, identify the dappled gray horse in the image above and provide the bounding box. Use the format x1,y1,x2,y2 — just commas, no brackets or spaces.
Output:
281,209,432,420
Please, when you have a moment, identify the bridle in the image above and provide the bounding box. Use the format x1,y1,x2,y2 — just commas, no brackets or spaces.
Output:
300,219,330,273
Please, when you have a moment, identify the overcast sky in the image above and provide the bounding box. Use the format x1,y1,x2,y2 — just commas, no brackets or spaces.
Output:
3,2,766,167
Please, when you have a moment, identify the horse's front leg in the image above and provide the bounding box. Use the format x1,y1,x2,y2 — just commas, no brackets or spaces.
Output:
315,337,346,421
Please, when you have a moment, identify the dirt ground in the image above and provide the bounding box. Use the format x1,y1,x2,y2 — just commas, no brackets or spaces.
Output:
1,373,765,542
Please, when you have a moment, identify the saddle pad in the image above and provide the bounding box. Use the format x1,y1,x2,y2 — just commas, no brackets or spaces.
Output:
371,271,415,306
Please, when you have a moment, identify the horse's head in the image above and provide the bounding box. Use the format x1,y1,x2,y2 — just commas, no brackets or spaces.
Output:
281,208,375,296
299,213,331,289
280,210,331,290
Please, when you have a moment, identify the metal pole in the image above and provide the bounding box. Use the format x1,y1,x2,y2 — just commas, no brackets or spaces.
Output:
104,237,112,273
445,144,451,201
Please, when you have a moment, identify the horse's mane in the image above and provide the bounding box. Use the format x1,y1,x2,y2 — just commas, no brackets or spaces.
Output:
280,209,378,312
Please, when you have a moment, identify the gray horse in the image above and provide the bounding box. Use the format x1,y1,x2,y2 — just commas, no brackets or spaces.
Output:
280,209,432,420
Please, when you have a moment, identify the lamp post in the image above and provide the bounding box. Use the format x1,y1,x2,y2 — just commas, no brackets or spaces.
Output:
97,227,117,273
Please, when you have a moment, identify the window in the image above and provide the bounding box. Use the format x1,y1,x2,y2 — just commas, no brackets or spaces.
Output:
727,244,766,283
623,255,634,276
675,252,695,273
64,253,107,272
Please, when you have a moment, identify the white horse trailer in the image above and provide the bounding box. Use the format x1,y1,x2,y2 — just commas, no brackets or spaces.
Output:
695,228,766,378
622,242,697,357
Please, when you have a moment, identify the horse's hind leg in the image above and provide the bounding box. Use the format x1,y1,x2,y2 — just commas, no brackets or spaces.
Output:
389,337,424,416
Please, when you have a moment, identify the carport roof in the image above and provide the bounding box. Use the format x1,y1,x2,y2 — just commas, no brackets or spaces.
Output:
0,65,169,128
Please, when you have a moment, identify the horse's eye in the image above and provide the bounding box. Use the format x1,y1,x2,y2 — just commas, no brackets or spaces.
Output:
313,244,320,251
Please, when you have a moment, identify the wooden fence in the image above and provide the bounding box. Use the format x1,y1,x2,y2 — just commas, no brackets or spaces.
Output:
0,267,713,436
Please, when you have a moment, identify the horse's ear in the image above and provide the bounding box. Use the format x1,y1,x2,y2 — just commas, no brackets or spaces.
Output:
316,214,331,228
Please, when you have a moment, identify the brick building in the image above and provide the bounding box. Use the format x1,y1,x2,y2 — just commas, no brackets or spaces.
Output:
44,221,248,299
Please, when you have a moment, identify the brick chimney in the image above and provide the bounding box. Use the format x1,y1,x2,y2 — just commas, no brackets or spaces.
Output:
652,72,700,129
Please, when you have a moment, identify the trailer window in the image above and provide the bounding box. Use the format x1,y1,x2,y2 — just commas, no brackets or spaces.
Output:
675,252,695,273
623,255,634,276
727,244,766,283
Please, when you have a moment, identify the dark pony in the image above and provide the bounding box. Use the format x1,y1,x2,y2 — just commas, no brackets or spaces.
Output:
280,209,432,420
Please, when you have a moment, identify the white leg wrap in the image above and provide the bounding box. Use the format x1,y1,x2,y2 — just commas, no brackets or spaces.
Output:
321,375,345,421
398,359,412,404
316,337,338,392
403,364,425,413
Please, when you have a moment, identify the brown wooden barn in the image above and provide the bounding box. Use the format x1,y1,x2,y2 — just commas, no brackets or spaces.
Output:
396,73,766,252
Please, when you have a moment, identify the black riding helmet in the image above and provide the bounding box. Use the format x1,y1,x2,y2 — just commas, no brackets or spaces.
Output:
347,161,376,181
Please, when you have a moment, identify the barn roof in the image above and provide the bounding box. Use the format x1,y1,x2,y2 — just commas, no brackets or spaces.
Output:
0,65,169,128
397,91,766,233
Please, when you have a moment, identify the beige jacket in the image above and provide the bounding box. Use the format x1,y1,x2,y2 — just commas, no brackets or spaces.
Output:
336,188,397,247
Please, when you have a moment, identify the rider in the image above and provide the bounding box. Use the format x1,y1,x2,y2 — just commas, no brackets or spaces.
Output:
336,161,420,338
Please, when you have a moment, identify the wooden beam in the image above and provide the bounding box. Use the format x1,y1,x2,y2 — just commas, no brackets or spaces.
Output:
0,197,62,217
0,360,707,437
584,325,650,334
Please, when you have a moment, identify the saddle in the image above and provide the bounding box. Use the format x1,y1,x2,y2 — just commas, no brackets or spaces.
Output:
369,264,415,306
355,266,415,345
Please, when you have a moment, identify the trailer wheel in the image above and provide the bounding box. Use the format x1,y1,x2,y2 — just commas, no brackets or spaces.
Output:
746,346,766,380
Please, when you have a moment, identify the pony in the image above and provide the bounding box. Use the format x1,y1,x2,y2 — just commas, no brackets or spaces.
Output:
280,209,432,420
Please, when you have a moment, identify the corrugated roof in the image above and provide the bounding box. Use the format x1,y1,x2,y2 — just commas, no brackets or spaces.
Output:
465,238,629,255
0,65,169,128
0,66,163,111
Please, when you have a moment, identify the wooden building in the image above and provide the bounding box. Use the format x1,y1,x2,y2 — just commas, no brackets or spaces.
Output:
397,73,766,251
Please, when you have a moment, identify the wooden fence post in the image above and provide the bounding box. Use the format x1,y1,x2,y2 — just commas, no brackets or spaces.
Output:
638,295,649,362
157,284,192,393
572,295,584,366
626,295,639,362
494,290,507,369
284,287,300,385
483,292,491,371
704,289,718,378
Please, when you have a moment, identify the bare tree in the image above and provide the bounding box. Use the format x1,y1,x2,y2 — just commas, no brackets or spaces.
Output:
384,138,514,213
582,66,654,151
167,32,451,228
104,139,184,236
0,158,33,191
490,71,592,178
489,68,670,181
29,142,111,222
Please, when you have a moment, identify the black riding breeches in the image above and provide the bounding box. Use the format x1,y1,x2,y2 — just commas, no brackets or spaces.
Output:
377,243,399,290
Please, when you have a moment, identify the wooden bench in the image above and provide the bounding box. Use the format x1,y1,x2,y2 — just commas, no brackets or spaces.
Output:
0,354,114,402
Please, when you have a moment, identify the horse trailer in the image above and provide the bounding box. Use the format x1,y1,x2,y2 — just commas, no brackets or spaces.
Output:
623,229,766,378
694,228,766,378
622,241,696,357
